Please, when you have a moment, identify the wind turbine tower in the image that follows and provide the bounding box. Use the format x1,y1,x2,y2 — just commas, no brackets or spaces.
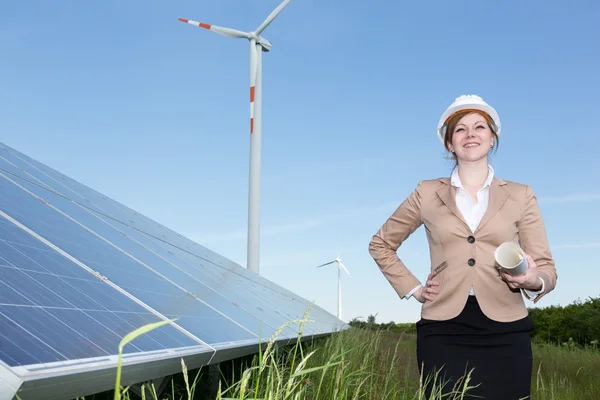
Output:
316,252,352,320
178,0,293,274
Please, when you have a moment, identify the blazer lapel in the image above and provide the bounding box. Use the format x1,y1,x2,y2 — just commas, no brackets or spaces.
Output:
475,177,510,234
435,179,470,230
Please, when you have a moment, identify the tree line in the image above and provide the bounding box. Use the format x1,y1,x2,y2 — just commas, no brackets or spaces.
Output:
528,295,600,347
349,295,600,349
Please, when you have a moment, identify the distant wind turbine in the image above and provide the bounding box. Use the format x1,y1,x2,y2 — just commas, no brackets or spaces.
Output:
317,252,352,320
178,0,293,275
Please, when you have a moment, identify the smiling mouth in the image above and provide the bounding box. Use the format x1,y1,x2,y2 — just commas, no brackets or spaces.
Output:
464,143,480,148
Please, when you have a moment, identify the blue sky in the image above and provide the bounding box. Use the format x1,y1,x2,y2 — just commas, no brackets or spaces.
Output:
1,0,599,324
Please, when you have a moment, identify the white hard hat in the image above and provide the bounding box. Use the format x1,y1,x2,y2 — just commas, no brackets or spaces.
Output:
436,94,501,145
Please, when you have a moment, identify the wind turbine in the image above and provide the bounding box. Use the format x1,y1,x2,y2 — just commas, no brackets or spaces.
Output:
178,0,293,275
316,252,352,320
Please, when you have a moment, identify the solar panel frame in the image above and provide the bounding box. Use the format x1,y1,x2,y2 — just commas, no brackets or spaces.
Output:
0,142,348,400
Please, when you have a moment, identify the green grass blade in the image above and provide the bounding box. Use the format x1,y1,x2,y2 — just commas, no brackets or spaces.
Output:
113,318,177,400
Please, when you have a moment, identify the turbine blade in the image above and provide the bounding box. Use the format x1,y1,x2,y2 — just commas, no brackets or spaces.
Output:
250,41,257,134
316,260,335,268
339,261,352,278
178,18,248,39
255,0,292,35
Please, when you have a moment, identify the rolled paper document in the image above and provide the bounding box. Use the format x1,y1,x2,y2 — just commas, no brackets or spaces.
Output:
494,242,528,276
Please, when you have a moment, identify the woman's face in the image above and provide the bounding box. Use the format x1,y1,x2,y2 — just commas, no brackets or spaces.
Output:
447,112,494,163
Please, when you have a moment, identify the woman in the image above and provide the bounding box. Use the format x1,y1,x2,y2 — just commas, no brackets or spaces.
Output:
368,94,557,399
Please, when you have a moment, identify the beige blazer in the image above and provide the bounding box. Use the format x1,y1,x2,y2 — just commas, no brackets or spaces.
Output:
369,176,557,323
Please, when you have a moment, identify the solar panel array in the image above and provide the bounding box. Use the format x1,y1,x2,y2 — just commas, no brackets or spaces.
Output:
0,142,347,400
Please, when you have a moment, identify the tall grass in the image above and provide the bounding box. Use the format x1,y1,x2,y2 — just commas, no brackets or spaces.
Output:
532,340,600,399
82,312,600,400
215,323,475,399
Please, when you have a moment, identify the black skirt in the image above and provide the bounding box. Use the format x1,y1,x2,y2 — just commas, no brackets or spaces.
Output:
416,296,534,400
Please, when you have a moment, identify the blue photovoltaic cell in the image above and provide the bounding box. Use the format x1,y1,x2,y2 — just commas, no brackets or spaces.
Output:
139,236,322,335
0,142,346,376
0,149,228,276
0,145,202,256
0,150,340,336
0,174,262,346
95,224,309,337
0,172,298,340
136,232,339,334
0,218,202,367
0,144,340,333
0,145,331,323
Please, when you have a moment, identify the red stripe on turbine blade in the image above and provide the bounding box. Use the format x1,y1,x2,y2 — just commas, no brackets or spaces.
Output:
250,86,255,102
178,18,189,23
250,118,254,134
199,23,211,29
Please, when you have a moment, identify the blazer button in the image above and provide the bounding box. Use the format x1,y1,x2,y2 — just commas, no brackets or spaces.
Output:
467,235,475,243
468,258,476,266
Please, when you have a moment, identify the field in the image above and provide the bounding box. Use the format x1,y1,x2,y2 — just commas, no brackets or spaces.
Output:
81,308,600,400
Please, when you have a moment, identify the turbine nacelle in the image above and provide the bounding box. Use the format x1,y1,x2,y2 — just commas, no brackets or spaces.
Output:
246,31,272,49
256,36,273,52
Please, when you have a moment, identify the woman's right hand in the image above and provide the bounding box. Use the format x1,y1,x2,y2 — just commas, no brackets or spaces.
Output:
414,271,440,303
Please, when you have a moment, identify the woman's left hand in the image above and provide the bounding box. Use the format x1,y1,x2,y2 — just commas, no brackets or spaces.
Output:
500,253,543,291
